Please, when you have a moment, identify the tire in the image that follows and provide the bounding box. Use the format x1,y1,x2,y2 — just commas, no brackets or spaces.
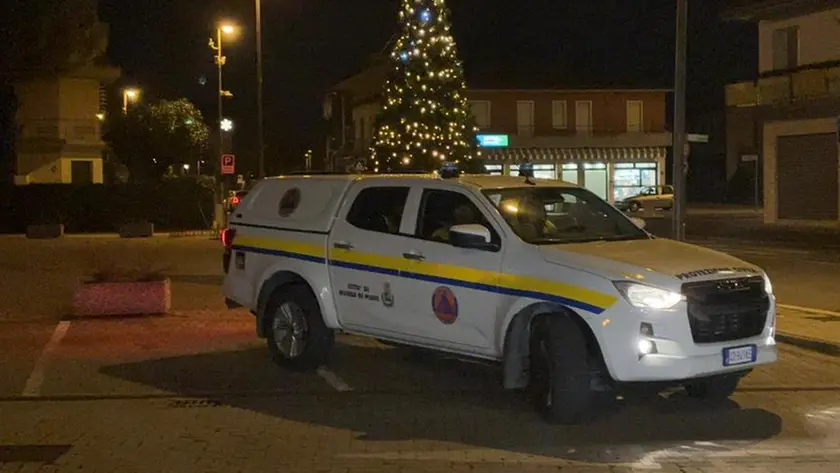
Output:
628,201,641,212
685,374,740,400
529,316,596,424
264,283,334,372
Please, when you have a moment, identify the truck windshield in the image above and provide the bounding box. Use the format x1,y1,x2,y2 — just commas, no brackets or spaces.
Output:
482,186,650,245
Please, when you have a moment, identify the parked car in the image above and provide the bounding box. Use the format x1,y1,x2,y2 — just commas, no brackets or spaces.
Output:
615,185,674,213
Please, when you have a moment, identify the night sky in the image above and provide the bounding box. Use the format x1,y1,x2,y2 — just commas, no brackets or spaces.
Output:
99,0,756,174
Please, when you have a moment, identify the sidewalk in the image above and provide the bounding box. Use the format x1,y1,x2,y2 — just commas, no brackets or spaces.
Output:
776,305,840,356
643,215,840,249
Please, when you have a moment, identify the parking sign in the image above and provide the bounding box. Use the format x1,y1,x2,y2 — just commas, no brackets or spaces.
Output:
221,154,235,175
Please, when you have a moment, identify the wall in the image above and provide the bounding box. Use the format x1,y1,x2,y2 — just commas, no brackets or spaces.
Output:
15,80,60,120
758,8,840,73
466,89,668,136
351,102,379,153
347,89,670,154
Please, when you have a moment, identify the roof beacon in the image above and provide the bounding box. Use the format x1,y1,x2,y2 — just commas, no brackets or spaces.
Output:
439,162,461,179
518,162,536,185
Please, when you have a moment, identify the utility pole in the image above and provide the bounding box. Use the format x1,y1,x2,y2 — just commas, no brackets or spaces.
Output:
672,0,688,241
256,0,266,178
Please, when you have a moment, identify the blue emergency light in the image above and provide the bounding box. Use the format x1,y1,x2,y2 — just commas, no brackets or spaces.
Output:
518,162,534,178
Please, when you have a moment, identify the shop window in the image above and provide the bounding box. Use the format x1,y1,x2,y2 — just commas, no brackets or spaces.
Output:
612,162,659,201
509,164,556,180
583,163,607,200
484,164,503,175
561,163,578,184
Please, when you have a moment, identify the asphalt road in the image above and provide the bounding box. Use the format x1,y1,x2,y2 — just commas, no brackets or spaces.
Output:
692,239,840,313
2,315,840,472
2,235,840,472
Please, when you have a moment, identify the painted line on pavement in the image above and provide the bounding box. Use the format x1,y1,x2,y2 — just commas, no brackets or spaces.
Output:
316,366,353,392
21,321,71,397
778,304,840,317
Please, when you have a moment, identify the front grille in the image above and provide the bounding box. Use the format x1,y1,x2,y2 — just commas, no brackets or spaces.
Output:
682,276,769,344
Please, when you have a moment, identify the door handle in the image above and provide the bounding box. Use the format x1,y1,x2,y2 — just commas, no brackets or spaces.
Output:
333,241,354,250
402,252,425,261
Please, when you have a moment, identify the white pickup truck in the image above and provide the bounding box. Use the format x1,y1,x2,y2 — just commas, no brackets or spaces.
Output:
221,167,777,424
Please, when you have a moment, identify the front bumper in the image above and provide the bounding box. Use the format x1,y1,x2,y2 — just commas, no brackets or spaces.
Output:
596,298,777,383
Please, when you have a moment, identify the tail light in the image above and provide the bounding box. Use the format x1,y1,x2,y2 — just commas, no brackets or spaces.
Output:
231,195,241,206
221,228,237,248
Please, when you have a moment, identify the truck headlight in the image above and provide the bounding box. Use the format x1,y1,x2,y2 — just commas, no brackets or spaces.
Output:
614,282,685,310
763,273,773,295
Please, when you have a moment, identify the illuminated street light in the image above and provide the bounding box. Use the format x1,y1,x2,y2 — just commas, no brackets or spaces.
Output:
122,87,140,114
221,24,237,35
220,118,234,132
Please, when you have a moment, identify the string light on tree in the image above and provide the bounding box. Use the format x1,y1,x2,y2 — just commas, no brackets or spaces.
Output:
370,0,482,173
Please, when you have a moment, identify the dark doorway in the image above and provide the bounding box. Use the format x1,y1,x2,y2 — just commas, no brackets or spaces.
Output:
70,160,94,184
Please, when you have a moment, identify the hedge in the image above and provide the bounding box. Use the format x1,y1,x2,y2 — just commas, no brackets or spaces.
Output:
0,179,215,234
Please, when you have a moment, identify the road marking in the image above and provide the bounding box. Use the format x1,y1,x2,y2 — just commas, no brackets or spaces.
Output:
316,366,353,392
21,321,71,397
778,304,840,317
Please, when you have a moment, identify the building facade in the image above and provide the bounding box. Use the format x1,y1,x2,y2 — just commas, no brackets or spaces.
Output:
14,65,120,186
724,0,840,223
326,65,672,204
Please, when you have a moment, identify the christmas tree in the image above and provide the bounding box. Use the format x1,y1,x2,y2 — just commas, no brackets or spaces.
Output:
371,0,481,173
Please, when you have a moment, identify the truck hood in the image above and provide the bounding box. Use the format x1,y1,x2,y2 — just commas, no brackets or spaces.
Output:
540,237,762,283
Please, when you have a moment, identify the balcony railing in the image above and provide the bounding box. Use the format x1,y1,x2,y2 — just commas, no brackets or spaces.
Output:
17,118,103,144
726,63,840,107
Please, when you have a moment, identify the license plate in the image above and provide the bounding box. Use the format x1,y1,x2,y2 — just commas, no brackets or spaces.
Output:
723,344,757,366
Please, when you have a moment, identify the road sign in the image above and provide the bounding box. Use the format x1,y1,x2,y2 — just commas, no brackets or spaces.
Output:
221,154,235,175
687,133,709,143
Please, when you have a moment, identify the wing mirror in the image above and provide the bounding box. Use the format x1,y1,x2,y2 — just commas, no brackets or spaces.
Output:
449,224,497,250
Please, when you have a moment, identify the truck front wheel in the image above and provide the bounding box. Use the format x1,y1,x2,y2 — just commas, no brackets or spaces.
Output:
529,316,596,424
265,284,334,372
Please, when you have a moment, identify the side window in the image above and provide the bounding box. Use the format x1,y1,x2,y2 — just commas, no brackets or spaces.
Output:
416,189,500,246
346,186,410,235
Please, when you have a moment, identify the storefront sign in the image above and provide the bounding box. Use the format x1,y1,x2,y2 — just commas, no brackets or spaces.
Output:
477,134,509,147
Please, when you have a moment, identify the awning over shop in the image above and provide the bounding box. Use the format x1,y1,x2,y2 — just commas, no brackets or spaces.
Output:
480,147,667,163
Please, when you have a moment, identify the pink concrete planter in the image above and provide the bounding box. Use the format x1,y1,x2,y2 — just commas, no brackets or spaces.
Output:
73,278,171,317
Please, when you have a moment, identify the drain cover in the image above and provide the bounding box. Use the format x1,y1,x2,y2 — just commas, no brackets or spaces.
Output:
0,445,71,463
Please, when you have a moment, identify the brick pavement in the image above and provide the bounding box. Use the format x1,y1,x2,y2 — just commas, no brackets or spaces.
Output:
2,313,840,472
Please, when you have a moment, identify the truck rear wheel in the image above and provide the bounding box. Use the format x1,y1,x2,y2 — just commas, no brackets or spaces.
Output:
529,316,595,424
265,284,334,372
685,374,741,400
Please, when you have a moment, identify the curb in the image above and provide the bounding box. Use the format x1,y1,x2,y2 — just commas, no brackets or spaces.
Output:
166,230,218,238
776,332,840,357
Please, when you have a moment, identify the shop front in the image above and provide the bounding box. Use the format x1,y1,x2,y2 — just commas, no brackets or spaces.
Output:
481,147,667,204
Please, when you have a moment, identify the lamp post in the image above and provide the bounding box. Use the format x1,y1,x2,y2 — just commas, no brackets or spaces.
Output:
256,0,266,178
209,22,237,231
672,0,688,241
122,88,139,114
209,23,237,158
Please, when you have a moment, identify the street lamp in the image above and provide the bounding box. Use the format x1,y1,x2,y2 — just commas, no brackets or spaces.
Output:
221,118,234,132
209,22,238,230
122,88,140,114
209,22,238,157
